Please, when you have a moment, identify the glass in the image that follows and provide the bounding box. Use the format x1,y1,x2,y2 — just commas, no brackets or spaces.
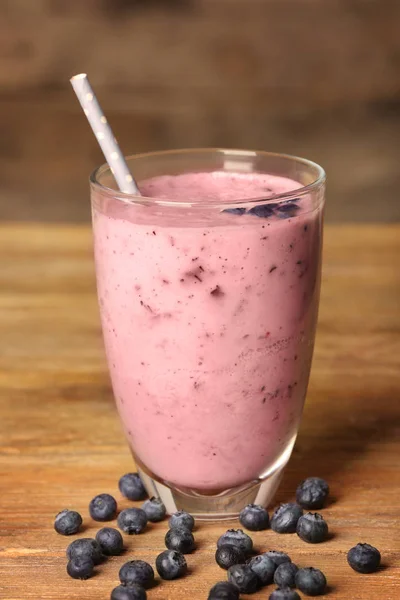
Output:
90,149,325,519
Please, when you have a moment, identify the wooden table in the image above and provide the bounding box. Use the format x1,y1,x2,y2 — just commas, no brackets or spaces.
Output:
1,224,399,600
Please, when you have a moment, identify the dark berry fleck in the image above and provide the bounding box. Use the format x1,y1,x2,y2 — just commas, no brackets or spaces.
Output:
168,510,195,531
118,473,147,501
165,527,195,554
215,544,246,570
247,554,276,585
265,550,291,567
271,503,303,534
269,588,301,600
275,202,300,218
273,562,299,587
155,549,187,580
296,477,329,509
95,527,124,556
295,567,327,596
208,581,240,600
296,512,328,544
223,208,246,216
117,508,147,534
227,564,259,594
111,584,147,600
66,538,103,565
210,285,224,297
217,529,253,556
119,560,154,588
89,493,117,521
54,509,82,535
347,543,381,573
239,503,270,531
248,204,275,218
66,556,94,580
141,497,166,522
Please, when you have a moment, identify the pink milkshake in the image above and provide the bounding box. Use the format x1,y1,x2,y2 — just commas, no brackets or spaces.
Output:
91,149,325,515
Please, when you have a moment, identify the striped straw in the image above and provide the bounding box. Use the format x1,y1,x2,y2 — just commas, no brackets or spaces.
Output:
70,73,140,195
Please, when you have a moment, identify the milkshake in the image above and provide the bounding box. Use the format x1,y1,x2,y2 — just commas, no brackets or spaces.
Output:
91,149,325,515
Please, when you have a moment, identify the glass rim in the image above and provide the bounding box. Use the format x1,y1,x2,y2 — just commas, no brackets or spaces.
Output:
90,148,326,209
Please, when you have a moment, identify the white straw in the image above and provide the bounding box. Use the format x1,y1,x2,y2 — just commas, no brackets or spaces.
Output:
70,73,140,195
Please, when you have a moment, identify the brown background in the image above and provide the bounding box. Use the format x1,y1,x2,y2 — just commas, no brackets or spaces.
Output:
0,0,400,223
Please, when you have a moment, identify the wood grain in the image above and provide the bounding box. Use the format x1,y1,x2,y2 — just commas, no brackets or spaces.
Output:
0,224,399,599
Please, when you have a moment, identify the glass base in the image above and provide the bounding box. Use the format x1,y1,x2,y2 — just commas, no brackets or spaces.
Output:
137,462,286,521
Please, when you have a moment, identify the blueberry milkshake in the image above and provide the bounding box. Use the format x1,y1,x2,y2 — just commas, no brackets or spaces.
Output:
92,168,323,492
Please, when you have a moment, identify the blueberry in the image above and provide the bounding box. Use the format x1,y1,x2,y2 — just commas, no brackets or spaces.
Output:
248,204,275,218
215,545,246,570
89,493,117,521
155,549,187,580
273,562,299,588
168,510,195,531
295,567,327,596
296,512,328,544
271,503,303,534
54,509,82,535
223,208,246,216
217,529,253,556
208,581,240,600
269,588,301,600
265,550,291,567
119,560,154,588
117,508,147,534
111,584,147,600
239,504,270,531
66,556,94,579
347,543,381,573
247,554,276,585
118,472,147,501
227,564,260,594
296,477,329,509
141,497,166,522
165,527,195,554
66,538,103,565
95,527,124,556
275,202,300,218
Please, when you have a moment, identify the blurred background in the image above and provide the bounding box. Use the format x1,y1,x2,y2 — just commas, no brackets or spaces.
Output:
0,0,399,223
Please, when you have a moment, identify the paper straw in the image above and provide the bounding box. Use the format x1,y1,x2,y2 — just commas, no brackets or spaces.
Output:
70,73,140,195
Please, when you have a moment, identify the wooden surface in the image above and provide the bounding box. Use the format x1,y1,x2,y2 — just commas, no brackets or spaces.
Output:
0,224,399,599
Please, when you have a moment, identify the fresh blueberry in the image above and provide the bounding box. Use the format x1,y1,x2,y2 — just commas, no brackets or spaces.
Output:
66,538,103,565
275,202,300,218
217,529,253,556
119,560,154,588
155,549,187,580
273,562,299,588
347,543,381,573
54,509,82,535
111,584,147,600
265,550,291,567
247,554,276,585
118,473,147,501
271,503,303,534
95,527,124,556
227,564,260,594
66,556,94,579
296,477,329,509
239,503,270,531
223,208,246,216
269,588,301,600
296,512,328,544
117,508,147,534
208,581,240,600
168,510,195,531
165,527,195,554
215,545,246,570
295,567,327,596
141,497,166,522
248,204,275,218
89,493,117,521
